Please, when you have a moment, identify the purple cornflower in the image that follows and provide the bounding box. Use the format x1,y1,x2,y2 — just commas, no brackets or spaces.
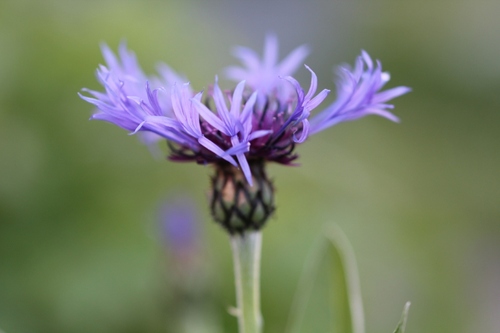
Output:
80,36,409,233
80,37,408,182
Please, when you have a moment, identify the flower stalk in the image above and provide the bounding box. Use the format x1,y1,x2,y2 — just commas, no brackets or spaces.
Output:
231,231,263,333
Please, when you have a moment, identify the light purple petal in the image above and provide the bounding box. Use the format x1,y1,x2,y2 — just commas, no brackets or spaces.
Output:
231,136,253,186
237,153,253,186
198,136,238,166
303,65,318,101
240,91,258,124
224,141,250,156
171,83,202,138
283,76,304,101
361,50,373,70
372,86,411,104
293,119,310,143
230,80,246,118
232,46,260,71
191,98,228,134
247,130,272,141
305,89,330,111
263,34,279,69
362,108,400,122
212,78,234,132
278,44,310,75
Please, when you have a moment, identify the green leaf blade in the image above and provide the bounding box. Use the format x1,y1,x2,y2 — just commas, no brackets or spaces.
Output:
393,302,411,333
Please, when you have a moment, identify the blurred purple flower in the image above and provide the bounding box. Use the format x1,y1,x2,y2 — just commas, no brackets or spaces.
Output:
80,36,409,185
225,34,310,106
160,196,200,256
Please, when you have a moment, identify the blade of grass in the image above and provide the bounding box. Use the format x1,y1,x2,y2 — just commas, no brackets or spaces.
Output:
284,224,365,333
326,225,365,333
392,302,411,333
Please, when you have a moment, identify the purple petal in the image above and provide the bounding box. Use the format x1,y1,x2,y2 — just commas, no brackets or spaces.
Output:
240,91,258,124
303,65,318,101
232,46,260,71
372,86,411,104
361,50,373,70
283,76,304,101
224,141,250,156
293,119,310,143
237,153,253,186
278,44,310,75
198,136,238,166
305,88,330,111
191,98,228,134
247,130,272,141
231,136,253,186
212,78,233,132
263,34,279,69
230,80,246,118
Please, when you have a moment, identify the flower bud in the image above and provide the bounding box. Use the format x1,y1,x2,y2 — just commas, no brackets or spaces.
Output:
210,160,275,234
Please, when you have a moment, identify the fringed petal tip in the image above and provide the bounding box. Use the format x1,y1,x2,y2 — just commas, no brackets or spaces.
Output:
308,50,410,135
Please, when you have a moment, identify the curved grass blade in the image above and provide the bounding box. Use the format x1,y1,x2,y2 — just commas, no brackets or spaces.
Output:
326,225,365,333
392,302,411,333
285,224,365,333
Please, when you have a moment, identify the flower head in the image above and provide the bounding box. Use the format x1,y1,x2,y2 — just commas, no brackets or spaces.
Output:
80,37,409,233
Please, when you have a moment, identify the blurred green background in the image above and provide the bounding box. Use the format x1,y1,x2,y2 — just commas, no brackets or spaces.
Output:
0,0,499,332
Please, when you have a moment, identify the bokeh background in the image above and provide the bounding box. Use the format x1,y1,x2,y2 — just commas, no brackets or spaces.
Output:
0,0,499,332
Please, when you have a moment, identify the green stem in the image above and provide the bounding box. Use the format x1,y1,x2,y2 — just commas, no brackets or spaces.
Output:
231,231,263,333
